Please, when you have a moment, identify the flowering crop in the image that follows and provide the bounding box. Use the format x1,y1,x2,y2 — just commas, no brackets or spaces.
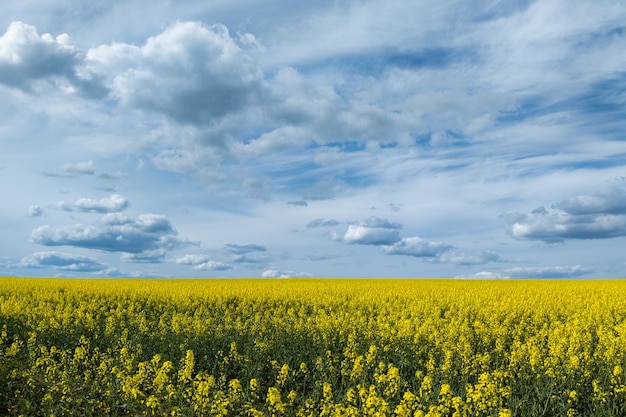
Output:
1,278,626,416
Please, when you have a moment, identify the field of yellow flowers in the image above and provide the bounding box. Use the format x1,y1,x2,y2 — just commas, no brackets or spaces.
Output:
1,278,626,416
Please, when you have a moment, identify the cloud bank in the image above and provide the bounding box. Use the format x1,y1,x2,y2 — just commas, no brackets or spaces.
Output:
506,186,626,242
30,213,191,262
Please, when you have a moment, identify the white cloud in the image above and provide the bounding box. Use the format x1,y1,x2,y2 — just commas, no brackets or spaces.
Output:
27,205,44,217
20,251,108,272
56,194,129,213
261,269,312,278
0,21,106,96
30,213,191,262
174,254,233,271
381,236,453,258
342,224,401,246
1,0,626,279
194,261,232,271
175,254,211,265
88,21,267,127
505,186,626,242
0,22,79,90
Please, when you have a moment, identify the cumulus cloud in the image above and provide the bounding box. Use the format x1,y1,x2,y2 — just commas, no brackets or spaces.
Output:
341,217,402,245
505,187,626,242
175,254,211,265
42,160,95,177
0,22,105,96
20,251,108,272
381,238,501,265
335,217,500,266
381,237,453,258
87,21,266,126
30,213,191,261
193,261,232,271
553,187,626,216
261,269,312,278
56,194,129,213
0,22,79,90
27,205,44,217
174,254,233,271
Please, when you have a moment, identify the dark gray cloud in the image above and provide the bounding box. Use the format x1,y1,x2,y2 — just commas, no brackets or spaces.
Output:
30,213,191,261
20,251,108,272
287,200,308,207
505,187,626,242
56,194,129,213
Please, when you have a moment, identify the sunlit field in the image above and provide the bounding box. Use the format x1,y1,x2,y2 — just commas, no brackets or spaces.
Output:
1,278,626,416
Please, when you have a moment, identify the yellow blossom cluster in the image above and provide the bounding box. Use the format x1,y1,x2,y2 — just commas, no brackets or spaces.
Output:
1,278,626,416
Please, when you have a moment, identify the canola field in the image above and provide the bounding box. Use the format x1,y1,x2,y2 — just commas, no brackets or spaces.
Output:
1,278,626,416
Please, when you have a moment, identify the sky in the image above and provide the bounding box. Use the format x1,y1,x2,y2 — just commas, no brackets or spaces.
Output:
1,0,625,278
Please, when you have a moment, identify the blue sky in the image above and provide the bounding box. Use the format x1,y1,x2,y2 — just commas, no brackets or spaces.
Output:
1,0,625,278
